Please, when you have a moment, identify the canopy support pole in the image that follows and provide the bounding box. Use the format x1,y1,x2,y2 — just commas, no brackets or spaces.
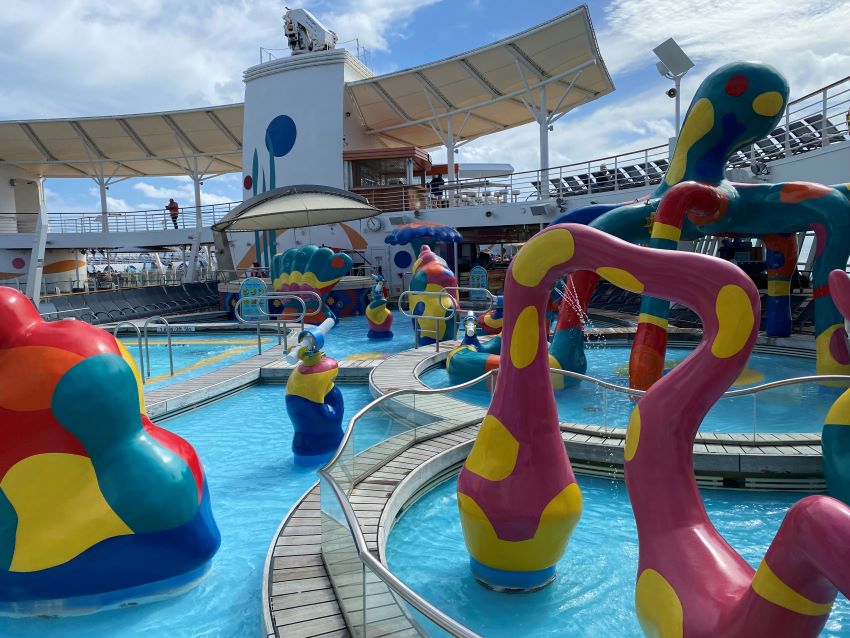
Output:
25,206,48,307
187,166,203,282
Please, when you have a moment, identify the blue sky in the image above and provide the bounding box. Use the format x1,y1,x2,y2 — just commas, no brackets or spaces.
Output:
1,0,847,214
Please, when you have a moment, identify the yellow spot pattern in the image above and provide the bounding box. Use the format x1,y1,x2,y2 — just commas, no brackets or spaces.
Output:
2,454,133,572
825,387,850,426
511,229,574,288
464,415,520,481
624,407,641,462
732,367,765,387
752,91,784,117
650,222,683,243
638,313,669,330
596,267,644,294
117,340,147,415
666,98,715,186
712,285,754,359
751,560,833,616
286,366,338,404
767,280,791,296
548,354,565,391
815,324,850,379
635,568,684,638
457,483,582,571
510,306,539,369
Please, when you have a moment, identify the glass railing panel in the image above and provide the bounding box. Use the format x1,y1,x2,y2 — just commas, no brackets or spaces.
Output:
320,476,366,637
349,394,417,486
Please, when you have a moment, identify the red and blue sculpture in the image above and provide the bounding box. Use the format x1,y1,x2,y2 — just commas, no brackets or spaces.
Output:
285,320,344,466
0,287,219,614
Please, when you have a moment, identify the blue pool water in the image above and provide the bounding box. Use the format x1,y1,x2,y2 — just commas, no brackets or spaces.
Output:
0,383,379,638
323,310,416,361
422,346,839,434
121,333,276,389
386,475,850,637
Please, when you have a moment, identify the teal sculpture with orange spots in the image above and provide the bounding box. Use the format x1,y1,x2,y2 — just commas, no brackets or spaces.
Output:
271,245,352,324
556,62,850,389
0,286,219,614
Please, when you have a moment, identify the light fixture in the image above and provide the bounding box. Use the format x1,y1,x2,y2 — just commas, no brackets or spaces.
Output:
653,38,694,137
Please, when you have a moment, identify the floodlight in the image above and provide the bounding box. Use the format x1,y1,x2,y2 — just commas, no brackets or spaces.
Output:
653,38,694,78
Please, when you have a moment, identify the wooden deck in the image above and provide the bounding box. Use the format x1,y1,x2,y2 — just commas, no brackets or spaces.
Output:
265,418,482,638
368,343,827,485
144,344,286,419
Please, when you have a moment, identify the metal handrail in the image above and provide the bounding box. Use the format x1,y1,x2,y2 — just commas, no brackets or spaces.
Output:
142,316,174,378
40,306,96,323
112,321,145,382
321,476,483,638
398,288,494,351
233,291,323,354
319,371,497,638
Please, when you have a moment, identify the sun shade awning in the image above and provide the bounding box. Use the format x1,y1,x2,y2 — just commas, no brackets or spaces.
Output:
211,185,380,232
0,104,243,178
345,4,614,148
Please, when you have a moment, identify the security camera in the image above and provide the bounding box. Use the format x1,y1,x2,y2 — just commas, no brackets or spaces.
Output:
485,211,493,218
666,88,677,98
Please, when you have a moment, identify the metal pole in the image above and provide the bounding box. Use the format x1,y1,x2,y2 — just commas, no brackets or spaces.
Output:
446,118,455,185
187,172,203,282
25,208,49,307
98,177,109,232
674,76,682,137
539,84,550,200
822,89,828,148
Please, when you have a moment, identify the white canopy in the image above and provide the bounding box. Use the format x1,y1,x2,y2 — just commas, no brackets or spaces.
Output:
0,104,242,179
211,185,379,232
345,4,614,148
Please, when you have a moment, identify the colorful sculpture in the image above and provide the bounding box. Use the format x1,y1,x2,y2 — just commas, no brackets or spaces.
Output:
271,245,352,324
445,288,582,390
408,245,459,346
365,274,393,339
822,269,850,505
477,295,504,335
384,221,463,255
458,224,850,636
285,320,344,466
0,287,220,613
556,61,850,389
601,238,850,637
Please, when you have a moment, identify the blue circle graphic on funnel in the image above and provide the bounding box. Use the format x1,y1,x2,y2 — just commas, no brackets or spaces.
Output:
394,250,413,269
265,115,297,157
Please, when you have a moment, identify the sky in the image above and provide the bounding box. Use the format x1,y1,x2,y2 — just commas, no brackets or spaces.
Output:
1,0,847,214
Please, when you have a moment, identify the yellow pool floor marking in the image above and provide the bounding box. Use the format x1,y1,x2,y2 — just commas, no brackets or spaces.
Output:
121,339,272,346
142,345,255,384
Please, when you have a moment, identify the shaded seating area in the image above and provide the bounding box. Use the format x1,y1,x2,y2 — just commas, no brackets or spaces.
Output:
38,282,220,324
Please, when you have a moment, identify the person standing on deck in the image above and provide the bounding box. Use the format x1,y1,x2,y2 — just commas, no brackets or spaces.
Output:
166,198,180,229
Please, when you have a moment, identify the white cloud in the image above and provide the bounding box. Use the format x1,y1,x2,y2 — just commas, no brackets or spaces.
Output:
598,0,850,95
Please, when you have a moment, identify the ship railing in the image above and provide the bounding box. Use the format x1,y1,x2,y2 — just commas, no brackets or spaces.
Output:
142,316,174,379
112,321,146,381
397,287,495,351
318,366,850,636
233,291,322,354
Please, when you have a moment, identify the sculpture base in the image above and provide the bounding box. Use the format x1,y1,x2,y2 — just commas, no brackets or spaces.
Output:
293,449,336,468
470,558,555,593
0,561,211,617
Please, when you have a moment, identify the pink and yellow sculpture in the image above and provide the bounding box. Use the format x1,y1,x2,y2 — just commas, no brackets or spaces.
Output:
458,223,850,634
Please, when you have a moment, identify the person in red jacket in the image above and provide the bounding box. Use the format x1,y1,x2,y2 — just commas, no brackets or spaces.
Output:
166,198,180,228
